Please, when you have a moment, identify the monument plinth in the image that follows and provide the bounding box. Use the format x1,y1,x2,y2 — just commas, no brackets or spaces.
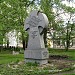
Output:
24,10,49,65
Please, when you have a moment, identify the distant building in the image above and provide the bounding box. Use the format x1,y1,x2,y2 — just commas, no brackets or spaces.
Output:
3,30,23,47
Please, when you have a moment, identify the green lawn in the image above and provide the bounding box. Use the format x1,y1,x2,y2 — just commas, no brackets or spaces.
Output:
0,54,24,64
0,49,75,75
0,49,75,64
49,48,75,60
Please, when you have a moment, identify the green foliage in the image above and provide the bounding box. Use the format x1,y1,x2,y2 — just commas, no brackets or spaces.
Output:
49,0,75,50
0,0,35,47
60,4,75,13
0,0,75,50
41,0,55,24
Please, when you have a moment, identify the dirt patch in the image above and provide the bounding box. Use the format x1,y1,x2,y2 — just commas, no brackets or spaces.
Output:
49,55,69,59
48,55,75,70
6,55,75,74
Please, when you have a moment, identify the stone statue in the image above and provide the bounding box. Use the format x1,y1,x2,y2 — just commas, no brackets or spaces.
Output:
24,10,49,65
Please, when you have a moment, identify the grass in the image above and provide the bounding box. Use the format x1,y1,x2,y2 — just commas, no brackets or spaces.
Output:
48,48,75,60
0,48,75,64
0,49,75,75
64,74,75,75
0,61,75,75
0,48,24,64
0,54,24,64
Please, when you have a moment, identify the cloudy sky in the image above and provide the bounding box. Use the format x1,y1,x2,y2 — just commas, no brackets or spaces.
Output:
53,0,75,24
61,0,75,23
61,0,75,7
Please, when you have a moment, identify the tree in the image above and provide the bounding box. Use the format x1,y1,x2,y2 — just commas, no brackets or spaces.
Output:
0,0,35,49
53,0,75,50
40,0,55,47
38,0,75,50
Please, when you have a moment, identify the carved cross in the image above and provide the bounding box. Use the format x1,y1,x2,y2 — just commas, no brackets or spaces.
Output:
24,10,49,50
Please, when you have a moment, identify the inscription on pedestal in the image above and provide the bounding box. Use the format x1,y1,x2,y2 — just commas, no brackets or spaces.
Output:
43,51,48,58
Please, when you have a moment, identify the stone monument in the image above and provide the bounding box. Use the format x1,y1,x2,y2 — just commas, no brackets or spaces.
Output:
24,10,49,65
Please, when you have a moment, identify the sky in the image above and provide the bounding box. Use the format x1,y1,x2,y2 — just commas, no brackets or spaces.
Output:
61,0,75,8
61,0,75,24
53,0,75,24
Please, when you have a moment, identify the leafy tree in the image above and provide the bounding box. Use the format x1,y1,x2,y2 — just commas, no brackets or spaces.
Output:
37,0,75,51
56,0,75,51
0,0,35,49
40,0,55,47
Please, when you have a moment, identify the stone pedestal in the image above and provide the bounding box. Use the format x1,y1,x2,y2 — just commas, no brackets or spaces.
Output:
24,48,49,65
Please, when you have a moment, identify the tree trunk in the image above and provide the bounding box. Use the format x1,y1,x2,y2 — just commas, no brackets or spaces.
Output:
23,39,25,50
43,28,47,47
22,33,25,50
66,27,70,51
7,39,9,48
66,39,69,51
